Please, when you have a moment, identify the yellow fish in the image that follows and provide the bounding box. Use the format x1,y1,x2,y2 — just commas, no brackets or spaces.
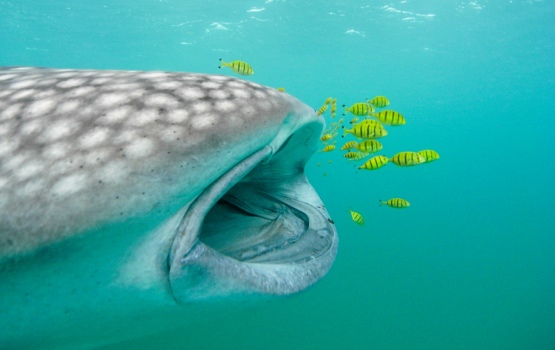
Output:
319,144,336,152
380,198,410,208
343,151,369,161
390,152,426,166
355,140,382,154
349,209,364,225
218,59,254,75
320,133,333,141
343,102,374,116
277,87,286,92
372,110,406,126
340,141,358,150
350,117,359,124
342,121,388,139
357,119,384,127
368,96,390,108
316,104,329,116
418,150,440,162
358,155,389,170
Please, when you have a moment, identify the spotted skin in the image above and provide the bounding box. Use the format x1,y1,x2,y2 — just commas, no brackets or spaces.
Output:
0,67,312,258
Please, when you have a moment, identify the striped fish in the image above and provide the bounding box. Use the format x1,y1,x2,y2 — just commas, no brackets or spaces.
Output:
372,110,406,126
358,119,384,127
417,149,440,162
343,151,368,161
340,141,358,150
380,198,410,208
343,102,374,116
358,155,389,170
319,144,336,152
368,96,390,108
355,140,383,154
320,133,333,141
342,121,387,139
349,210,364,225
316,104,329,116
390,152,426,166
218,59,254,75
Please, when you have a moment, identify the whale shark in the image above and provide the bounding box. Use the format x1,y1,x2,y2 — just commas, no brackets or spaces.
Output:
0,67,337,347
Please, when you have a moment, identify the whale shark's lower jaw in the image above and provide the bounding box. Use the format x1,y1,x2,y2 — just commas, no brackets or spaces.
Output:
168,121,338,302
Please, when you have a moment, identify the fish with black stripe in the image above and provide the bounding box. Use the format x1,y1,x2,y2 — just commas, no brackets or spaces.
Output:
348,209,364,225
340,141,358,150
343,102,374,117
218,59,254,75
417,149,440,163
389,151,426,166
316,104,329,116
319,142,336,152
368,96,390,108
342,120,387,139
358,155,389,170
343,151,369,161
380,198,410,208
371,110,406,126
355,140,382,154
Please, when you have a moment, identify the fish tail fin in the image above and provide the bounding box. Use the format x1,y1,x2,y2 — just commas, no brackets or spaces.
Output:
342,105,348,116
341,127,349,138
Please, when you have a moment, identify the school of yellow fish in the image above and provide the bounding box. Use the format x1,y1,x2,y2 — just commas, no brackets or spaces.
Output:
316,95,440,226
216,58,440,227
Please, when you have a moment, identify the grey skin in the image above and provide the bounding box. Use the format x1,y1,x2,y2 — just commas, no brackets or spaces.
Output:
0,67,337,347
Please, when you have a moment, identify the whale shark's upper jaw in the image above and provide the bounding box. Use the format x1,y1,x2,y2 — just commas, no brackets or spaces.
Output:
168,120,338,302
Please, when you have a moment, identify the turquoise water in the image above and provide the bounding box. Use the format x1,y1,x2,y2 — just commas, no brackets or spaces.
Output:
1,1,554,349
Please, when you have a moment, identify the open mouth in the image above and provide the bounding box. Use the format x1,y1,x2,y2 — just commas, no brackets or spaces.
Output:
167,121,338,302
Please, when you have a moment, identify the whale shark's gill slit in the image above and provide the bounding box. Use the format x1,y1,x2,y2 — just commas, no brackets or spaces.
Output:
168,122,338,302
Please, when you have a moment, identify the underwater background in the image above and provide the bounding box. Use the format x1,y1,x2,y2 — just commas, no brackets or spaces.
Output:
1,0,554,349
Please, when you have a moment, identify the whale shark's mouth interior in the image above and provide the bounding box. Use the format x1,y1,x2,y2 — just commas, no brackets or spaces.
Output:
168,121,337,301
200,164,327,265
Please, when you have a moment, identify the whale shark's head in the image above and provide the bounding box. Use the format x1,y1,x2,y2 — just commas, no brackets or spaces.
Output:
0,67,337,303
